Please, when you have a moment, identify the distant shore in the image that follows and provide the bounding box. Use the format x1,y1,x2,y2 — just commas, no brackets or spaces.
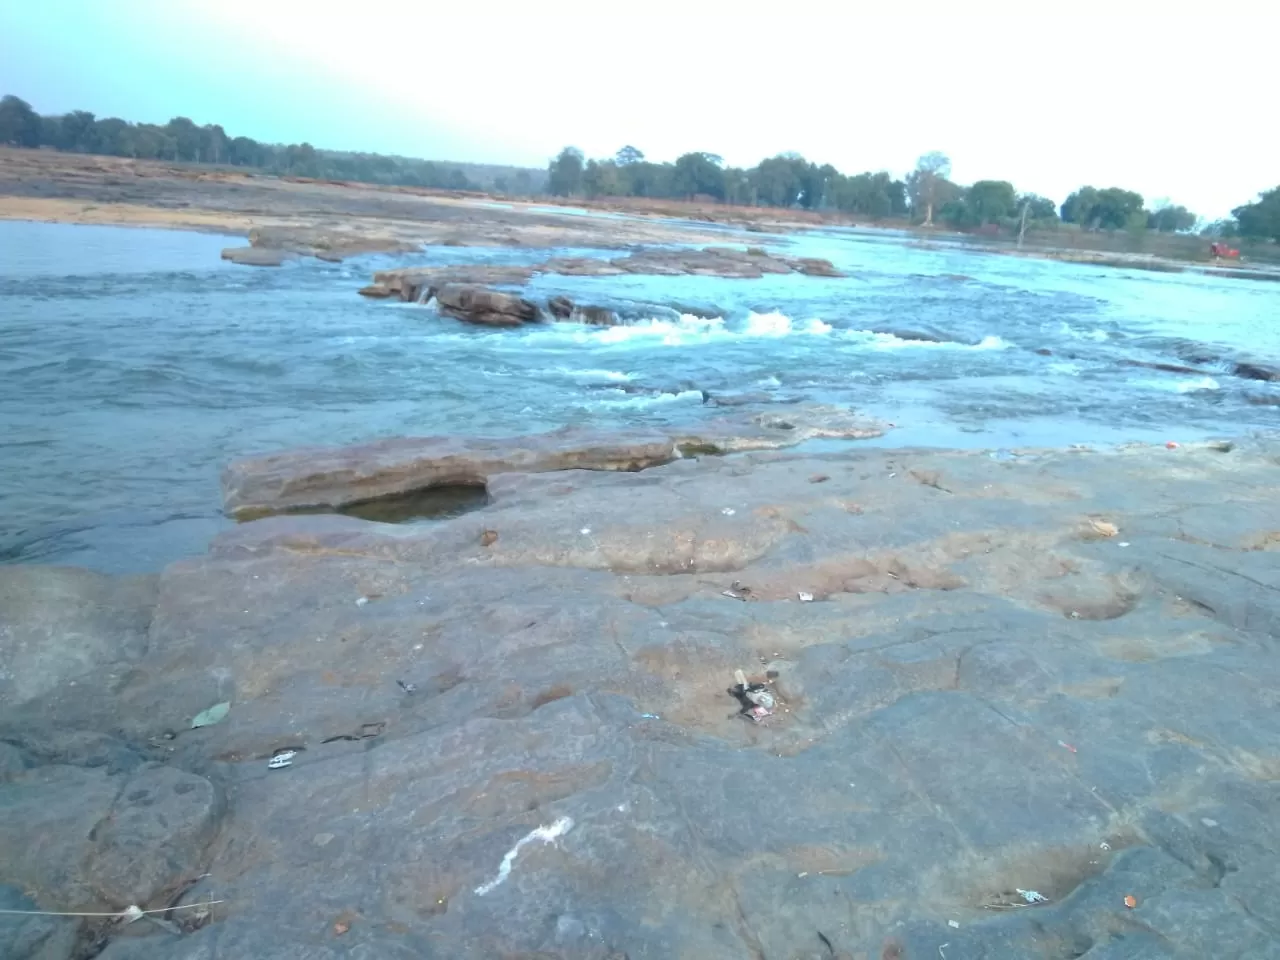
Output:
3,147,1277,283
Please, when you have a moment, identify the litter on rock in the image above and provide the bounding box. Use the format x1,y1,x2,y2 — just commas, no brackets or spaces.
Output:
355,596,369,607
268,749,297,770
721,507,736,516
1124,894,1138,909
948,920,960,928
1166,441,1179,449
640,713,660,720
1058,740,1078,753
1088,518,1118,538
798,591,815,602
984,888,1051,909
722,581,753,601
730,668,776,722
397,680,417,694
190,702,231,729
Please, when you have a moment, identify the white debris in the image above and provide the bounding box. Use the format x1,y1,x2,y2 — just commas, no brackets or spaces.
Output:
1201,817,1219,827
1100,841,1111,851
1016,888,1048,904
1118,542,1131,547
948,920,960,928
355,596,369,607
798,591,815,602
580,527,591,535
475,816,574,896
268,750,296,770
721,507,736,516
121,905,145,924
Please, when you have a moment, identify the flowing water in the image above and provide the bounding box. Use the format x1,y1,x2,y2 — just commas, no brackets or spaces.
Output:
2,219,1277,573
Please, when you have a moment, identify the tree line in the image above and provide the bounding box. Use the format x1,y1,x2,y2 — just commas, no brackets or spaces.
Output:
0,93,530,193
549,145,1279,242
3,92,1276,241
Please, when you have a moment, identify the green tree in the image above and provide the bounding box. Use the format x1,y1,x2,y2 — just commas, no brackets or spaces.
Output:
1061,186,1145,230
1232,187,1280,241
906,151,952,225
0,94,41,147
615,145,644,166
1018,193,1058,222
751,155,805,207
547,147,585,196
582,159,624,198
201,124,230,165
1147,204,1196,232
673,151,724,199
56,110,98,152
966,180,1017,223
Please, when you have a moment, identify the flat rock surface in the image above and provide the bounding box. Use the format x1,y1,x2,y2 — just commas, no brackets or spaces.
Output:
4,438,1280,958
220,406,886,519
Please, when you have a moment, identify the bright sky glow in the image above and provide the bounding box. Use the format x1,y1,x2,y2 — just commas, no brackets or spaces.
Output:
3,0,1276,218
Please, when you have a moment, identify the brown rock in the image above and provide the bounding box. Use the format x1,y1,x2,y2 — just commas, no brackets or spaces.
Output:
572,305,620,326
358,284,394,299
221,429,679,519
84,765,224,905
221,246,295,267
434,284,537,326
791,256,843,277
546,295,574,320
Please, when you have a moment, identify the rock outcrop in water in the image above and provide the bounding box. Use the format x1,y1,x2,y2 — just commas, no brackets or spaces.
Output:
5,436,1280,958
363,246,844,311
222,225,422,267
220,405,886,519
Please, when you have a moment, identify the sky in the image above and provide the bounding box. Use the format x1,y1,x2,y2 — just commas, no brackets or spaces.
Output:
2,0,1276,219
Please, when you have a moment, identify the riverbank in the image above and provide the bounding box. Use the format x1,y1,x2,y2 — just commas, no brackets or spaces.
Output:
3,432,1279,958
0,147,782,251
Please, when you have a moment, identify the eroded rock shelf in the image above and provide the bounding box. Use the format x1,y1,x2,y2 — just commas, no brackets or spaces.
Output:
4,434,1280,959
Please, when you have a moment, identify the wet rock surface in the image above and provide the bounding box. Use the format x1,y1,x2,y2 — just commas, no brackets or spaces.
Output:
4,438,1280,958
219,405,886,519
367,246,845,325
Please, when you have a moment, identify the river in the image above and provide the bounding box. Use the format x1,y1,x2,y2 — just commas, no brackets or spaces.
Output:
1,219,1276,573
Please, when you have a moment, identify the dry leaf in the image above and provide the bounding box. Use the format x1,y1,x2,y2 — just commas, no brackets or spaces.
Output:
480,529,498,547
333,920,350,935
1088,518,1118,538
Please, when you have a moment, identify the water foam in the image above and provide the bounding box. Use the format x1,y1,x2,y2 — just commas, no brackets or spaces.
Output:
853,331,1009,351
559,367,635,381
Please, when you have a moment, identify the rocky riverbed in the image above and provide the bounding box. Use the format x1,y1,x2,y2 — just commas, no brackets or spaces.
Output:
0,147,776,257
4,431,1280,959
